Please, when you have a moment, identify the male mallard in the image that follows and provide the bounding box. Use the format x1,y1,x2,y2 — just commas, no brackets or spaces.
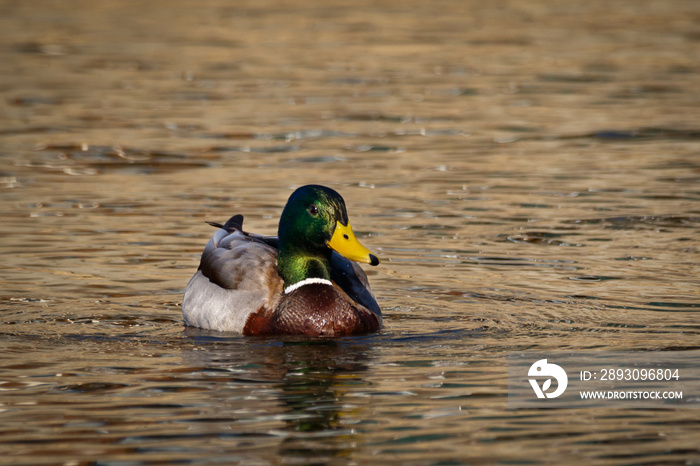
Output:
182,185,382,336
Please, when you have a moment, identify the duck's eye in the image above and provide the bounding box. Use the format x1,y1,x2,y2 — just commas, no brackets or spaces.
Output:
308,204,319,216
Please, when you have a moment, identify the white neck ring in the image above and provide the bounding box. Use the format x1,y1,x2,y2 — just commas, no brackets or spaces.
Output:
284,277,333,294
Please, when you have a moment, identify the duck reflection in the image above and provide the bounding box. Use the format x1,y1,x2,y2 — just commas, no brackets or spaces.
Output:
180,330,376,461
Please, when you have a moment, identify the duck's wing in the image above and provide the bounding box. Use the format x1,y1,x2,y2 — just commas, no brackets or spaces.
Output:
182,215,283,332
330,252,382,321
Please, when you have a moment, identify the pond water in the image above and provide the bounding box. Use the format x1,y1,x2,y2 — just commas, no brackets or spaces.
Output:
1,0,699,464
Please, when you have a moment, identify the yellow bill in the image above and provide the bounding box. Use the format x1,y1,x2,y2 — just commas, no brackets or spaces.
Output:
327,221,380,266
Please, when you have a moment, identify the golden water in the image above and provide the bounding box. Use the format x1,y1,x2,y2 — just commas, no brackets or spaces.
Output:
1,0,699,463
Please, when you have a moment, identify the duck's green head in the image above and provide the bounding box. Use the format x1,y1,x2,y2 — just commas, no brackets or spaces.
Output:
277,185,379,287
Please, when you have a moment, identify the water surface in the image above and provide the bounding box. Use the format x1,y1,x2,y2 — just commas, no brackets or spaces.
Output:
1,0,699,464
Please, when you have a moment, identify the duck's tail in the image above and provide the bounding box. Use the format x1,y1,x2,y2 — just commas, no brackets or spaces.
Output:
207,214,244,233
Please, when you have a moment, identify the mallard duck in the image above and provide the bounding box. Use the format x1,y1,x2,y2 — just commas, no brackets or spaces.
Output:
182,185,382,336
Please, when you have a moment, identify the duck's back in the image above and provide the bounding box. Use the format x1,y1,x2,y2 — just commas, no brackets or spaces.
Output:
182,227,283,332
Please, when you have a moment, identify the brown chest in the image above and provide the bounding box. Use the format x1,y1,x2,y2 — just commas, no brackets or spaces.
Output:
243,284,380,336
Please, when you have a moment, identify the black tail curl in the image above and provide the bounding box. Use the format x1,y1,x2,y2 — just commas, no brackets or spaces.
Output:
206,214,244,233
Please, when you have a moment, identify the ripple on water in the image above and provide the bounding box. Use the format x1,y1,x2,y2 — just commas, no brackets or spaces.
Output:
566,215,700,229
31,144,213,174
